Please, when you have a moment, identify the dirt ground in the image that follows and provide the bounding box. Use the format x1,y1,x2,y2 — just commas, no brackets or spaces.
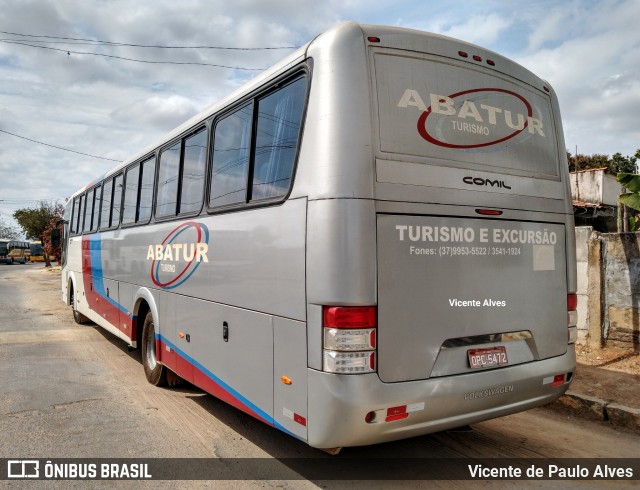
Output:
571,342,640,409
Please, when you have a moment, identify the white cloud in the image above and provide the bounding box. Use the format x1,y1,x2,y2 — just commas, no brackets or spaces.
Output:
111,95,200,132
515,0,640,156
438,13,513,46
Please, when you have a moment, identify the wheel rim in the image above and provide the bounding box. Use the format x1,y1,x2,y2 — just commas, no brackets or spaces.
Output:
146,327,157,370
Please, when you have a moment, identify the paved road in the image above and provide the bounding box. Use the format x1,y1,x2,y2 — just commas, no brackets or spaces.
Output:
0,264,638,488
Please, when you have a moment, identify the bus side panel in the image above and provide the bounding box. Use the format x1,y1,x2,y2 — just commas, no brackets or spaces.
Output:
274,317,308,440
188,300,275,426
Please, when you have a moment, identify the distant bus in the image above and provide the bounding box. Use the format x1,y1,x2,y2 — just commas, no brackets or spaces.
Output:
60,22,577,451
29,241,45,262
0,239,30,264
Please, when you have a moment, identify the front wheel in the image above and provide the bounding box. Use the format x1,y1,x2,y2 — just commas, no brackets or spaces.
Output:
141,311,167,386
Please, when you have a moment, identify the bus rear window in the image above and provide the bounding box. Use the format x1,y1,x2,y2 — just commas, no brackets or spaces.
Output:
374,52,559,179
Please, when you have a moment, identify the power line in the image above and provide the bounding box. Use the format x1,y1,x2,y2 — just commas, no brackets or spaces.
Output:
1,40,267,70
0,29,298,50
0,129,120,162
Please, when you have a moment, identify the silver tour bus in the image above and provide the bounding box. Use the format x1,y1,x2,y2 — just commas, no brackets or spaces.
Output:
61,22,577,452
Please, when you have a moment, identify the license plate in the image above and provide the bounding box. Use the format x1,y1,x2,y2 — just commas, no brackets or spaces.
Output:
467,346,508,369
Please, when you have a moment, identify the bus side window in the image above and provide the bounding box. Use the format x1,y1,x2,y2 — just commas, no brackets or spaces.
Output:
251,77,307,201
100,179,114,230
210,104,253,208
156,142,181,218
122,164,140,225
83,189,94,233
180,128,207,215
90,187,100,232
112,174,123,226
138,157,156,223
71,197,79,234
77,194,85,234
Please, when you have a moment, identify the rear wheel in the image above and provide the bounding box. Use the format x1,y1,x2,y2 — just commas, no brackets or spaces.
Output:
70,285,91,325
141,311,167,386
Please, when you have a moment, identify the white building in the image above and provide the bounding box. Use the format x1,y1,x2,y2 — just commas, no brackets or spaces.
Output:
570,168,622,232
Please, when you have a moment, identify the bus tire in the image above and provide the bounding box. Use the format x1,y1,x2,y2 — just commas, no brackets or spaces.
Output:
141,311,167,387
71,286,91,325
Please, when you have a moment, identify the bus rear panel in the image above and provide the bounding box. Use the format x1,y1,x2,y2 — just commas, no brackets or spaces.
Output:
303,24,575,448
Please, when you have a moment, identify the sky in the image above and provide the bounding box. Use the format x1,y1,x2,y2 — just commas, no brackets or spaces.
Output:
1,0,639,234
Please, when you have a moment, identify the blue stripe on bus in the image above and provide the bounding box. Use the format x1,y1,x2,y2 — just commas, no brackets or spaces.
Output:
156,332,302,441
88,235,129,315
85,236,302,441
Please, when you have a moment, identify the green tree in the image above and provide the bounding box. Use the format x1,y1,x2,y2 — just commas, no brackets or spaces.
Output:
0,218,21,239
568,149,639,174
617,173,640,232
610,152,638,174
13,201,64,267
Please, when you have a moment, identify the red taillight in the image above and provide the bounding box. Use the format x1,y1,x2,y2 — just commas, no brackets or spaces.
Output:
322,306,377,374
473,55,482,62
567,294,578,343
323,306,376,329
551,374,566,387
458,50,468,58
367,36,381,43
487,59,495,66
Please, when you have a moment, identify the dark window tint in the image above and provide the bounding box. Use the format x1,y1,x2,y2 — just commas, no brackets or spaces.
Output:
99,179,113,229
210,104,253,208
138,157,156,222
180,129,207,214
112,174,123,226
122,164,140,225
156,142,181,217
77,195,85,233
90,189,100,232
252,77,306,200
71,197,81,234
83,189,94,233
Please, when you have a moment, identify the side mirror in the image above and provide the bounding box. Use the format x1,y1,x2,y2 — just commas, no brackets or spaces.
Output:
51,229,61,248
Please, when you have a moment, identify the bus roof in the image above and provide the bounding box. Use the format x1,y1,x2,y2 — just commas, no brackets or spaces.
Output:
72,21,553,197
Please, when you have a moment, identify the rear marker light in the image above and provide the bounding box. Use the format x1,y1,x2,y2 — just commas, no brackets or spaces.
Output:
476,209,503,216
473,55,482,62
544,373,568,386
323,351,375,374
367,36,381,43
543,85,550,93
487,59,495,66
385,405,409,423
324,328,376,351
458,51,468,58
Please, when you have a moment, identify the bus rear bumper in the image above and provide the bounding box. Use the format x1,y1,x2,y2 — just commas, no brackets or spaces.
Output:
306,348,575,449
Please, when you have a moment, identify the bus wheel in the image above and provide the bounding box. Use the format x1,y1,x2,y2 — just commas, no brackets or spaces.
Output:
71,286,91,325
141,311,167,387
